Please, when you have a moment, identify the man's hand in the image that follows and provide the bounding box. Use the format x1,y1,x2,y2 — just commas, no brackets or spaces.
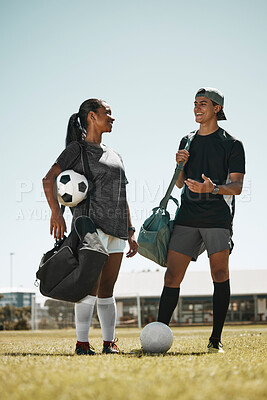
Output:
185,173,215,193
176,149,190,166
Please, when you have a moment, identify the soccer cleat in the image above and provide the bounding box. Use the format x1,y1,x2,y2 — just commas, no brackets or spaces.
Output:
75,341,95,355
207,338,224,353
102,338,122,354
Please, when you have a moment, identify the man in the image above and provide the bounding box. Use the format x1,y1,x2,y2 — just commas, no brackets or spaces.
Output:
157,87,245,353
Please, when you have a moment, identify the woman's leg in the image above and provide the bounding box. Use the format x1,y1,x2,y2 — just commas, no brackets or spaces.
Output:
97,253,123,352
97,253,123,298
75,295,97,341
74,295,97,355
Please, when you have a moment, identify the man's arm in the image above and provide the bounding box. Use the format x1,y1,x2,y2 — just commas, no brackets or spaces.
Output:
215,173,244,195
184,172,244,195
175,149,189,188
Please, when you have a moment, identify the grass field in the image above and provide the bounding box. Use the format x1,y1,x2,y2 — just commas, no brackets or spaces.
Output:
1,325,267,400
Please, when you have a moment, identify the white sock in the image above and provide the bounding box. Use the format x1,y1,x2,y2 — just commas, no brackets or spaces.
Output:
75,295,96,342
97,296,117,342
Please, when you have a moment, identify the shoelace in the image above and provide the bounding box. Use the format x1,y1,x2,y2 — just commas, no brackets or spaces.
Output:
208,340,223,349
88,343,95,351
109,337,120,351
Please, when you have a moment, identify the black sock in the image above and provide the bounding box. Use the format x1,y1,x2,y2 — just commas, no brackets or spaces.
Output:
157,286,180,325
210,279,230,341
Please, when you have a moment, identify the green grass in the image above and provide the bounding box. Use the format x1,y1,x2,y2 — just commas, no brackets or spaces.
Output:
1,325,267,400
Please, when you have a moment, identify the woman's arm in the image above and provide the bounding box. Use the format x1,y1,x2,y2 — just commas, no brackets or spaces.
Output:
126,201,138,258
42,164,67,240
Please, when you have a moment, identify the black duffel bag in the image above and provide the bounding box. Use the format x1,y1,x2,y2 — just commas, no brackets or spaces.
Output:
36,215,108,302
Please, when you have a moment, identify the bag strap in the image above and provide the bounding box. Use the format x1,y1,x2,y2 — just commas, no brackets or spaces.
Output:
61,141,94,215
159,131,196,209
77,141,94,183
77,141,94,215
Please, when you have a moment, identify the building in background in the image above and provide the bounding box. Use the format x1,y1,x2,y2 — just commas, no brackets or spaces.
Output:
1,270,266,329
0,288,35,307
114,270,267,326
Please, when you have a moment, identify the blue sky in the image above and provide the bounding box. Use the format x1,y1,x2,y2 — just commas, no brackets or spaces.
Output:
1,0,267,293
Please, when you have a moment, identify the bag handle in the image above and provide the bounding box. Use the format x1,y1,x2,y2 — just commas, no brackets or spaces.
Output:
159,131,196,210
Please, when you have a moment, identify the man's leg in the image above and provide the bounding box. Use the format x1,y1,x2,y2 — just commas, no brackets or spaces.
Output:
209,249,230,343
158,250,191,325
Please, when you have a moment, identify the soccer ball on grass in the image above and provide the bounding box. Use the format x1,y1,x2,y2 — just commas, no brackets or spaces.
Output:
140,321,173,353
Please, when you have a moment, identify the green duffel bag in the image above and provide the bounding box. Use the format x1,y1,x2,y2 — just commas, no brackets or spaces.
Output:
137,132,195,267
137,196,179,267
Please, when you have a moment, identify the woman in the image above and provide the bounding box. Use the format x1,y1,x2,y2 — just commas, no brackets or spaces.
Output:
43,98,138,355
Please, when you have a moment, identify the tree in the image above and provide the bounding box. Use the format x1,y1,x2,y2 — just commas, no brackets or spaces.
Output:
45,299,75,328
0,305,31,330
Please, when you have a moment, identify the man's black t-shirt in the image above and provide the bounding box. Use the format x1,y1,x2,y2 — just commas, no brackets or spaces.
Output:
175,128,246,230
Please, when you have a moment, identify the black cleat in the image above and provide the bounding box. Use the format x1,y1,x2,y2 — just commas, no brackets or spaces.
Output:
102,338,122,354
75,341,95,355
207,338,224,353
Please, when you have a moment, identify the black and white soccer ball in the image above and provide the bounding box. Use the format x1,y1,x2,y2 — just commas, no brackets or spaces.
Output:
140,322,173,353
56,170,88,207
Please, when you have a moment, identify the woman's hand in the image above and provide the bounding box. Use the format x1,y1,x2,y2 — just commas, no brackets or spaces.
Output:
50,211,67,240
126,230,138,258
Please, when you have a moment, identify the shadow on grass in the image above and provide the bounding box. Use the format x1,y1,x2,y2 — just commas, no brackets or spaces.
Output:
167,351,207,356
1,352,75,357
1,351,207,358
124,350,207,358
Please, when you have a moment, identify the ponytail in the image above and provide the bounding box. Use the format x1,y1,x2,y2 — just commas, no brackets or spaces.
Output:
66,113,85,146
65,98,105,147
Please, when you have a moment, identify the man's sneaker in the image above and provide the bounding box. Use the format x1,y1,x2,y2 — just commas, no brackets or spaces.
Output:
207,338,224,353
102,338,122,354
75,341,95,355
